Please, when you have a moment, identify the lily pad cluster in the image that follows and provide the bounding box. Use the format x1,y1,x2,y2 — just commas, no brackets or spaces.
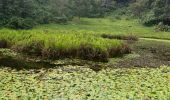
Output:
0,66,169,99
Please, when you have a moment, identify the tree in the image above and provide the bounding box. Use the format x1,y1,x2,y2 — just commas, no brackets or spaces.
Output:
0,0,72,29
69,0,108,19
129,0,170,25
0,0,37,29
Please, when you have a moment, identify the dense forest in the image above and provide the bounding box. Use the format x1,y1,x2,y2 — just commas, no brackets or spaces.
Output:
0,0,170,29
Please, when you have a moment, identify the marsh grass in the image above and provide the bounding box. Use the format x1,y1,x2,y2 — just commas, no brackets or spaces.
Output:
101,34,138,41
0,29,130,61
3,17,168,61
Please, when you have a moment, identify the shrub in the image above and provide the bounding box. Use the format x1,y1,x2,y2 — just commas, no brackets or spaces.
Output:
115,16,121,20
143,17,170,27
53,16,68,24
6,17,36,29
155,22,170,32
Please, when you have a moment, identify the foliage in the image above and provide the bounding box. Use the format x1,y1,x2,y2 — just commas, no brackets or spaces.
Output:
0,66,169,99
0,28,129,61
6,17,36,29
0,0,73,29
0,0,118,29
0,0,38,29
155,22,170,32
0,17,170,60
1,0,169,29
67,0,113,18
129,0,170,25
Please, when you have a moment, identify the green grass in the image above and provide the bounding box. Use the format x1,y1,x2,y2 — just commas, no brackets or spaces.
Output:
35,18,170,39
0,66,169,99
1,17,170,60
0,29,122,50
1,18,170,40
0,28,128,61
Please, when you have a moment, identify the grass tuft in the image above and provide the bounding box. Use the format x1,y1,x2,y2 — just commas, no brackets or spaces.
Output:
101,34,138,41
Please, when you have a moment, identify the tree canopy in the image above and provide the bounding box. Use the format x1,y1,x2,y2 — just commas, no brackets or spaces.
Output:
0,0,169,29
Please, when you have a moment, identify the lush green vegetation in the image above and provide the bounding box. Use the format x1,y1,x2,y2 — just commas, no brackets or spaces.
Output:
1,18,170,61
1,0,169,29
0,0,111,29
0,0,170,99
0,25,131,61
129,0,170,25
0,66,169,99
18,18,170,39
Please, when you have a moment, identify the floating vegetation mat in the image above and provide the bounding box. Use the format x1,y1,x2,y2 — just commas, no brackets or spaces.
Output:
0,66,169,99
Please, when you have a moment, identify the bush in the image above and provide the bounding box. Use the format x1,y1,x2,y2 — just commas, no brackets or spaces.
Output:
155,22,170,32
53,16,68,24
115,16,121,20
6,17,36,29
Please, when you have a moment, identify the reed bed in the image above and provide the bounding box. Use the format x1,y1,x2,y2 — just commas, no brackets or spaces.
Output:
0,29,131,61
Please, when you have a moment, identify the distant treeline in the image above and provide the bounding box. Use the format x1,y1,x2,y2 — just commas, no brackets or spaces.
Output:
129,0,170,26
0,0,169,29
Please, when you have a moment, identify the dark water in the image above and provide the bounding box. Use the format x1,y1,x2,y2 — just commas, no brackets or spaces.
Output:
0,57,56,70
0,56,105,72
